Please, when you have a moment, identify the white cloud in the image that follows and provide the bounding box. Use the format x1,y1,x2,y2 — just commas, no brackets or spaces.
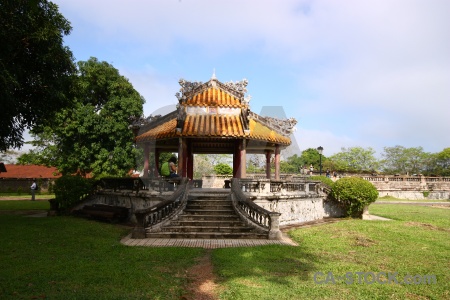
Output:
52,0,450,155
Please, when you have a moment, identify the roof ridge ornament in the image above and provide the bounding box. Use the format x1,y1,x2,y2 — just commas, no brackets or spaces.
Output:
211,69,216,80
175,77,249,103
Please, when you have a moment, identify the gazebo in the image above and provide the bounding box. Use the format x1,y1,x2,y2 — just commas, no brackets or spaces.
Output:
135,75,297,180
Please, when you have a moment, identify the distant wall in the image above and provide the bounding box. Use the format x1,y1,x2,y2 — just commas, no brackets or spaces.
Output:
362,176,450,199
0,178,54,193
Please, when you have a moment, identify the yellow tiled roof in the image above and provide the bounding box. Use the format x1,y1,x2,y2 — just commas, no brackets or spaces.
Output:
136,118,178,142
136,116,291,145
183,114,244,137
248,119,291,145
184,87,243,107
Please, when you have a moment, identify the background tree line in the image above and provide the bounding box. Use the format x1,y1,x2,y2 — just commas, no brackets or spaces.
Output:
277,146,450,176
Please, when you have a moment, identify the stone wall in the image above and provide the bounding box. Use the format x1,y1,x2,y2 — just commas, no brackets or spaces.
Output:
201,175,232,188
252,194,345,226
363,176,450,200
0,178,54,193
72,191,166,223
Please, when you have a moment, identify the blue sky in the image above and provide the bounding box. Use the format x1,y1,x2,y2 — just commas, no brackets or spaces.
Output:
51,0,450,157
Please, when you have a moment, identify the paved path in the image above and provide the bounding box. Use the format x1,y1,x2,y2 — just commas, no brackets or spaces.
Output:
120,234,298,249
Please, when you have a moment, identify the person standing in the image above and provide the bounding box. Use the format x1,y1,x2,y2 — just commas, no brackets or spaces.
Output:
161,156,179,178
30,179,37,201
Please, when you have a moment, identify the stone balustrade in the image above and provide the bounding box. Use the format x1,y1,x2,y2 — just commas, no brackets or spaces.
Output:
362,175,450,199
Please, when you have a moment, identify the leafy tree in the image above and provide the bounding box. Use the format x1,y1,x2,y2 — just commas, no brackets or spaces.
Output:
380,146,428,175
21,58,144,177
247,154,265,174
279,155,307,174
299,148,327,171
0,0,76,151
435,148,450,176
194,154,214,179
328,147,378,173
330,177,378,217
214,163,233,175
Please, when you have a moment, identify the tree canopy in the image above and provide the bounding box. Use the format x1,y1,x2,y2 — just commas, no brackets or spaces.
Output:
0,0,76,151
328,147,378,173
19,57,145,178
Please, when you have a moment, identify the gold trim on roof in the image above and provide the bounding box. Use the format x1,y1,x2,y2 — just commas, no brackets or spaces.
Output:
136,116,291,146
184,87,244,108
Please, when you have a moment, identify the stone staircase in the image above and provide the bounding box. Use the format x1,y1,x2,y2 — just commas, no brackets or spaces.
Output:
145,190,268,239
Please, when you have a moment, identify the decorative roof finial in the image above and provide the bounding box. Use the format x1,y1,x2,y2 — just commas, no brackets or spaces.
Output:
211,68,216,80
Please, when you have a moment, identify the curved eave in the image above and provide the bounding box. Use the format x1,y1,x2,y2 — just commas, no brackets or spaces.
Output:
183,87,245,108
248,119,291,145
136,116,291,146
136,118,178,142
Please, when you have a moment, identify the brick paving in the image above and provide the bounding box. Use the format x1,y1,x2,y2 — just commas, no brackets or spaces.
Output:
120,234,298,249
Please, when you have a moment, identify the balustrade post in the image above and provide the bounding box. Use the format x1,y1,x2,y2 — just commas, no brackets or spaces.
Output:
268,212,282,240
132,212,147,238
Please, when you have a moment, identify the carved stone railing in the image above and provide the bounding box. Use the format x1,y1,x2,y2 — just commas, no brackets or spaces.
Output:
362,175,450,183
231,178,282,240
132,178,190,238
237,178,320,194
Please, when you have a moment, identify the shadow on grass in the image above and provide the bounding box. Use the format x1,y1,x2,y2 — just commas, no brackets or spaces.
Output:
0,214,204,299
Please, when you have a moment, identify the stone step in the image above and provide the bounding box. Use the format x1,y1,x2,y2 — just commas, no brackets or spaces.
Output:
160,226,255,233
188,195,229,200
186,204,233,210
145,232,268,239
183,209,235,215
177,214,241,221
170,220,245,227
188,199,231,204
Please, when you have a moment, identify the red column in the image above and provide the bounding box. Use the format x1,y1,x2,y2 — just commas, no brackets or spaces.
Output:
274,144,280,180
187,140,193,180
240,139,247,178
182,139,188,177
154,148,160,177
234,140,241,178
143,144,149,178
177,138,188,177
265,150,271,179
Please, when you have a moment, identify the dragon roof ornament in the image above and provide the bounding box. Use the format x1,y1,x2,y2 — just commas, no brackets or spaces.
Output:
248,111,298,137
175,77,249,103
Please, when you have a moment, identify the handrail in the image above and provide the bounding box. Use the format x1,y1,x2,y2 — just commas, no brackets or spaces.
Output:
231,178,282,240
132,178,191,238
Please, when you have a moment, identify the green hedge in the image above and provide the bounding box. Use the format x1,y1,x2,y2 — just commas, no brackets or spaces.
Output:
330,177,378,217
54,175,96,213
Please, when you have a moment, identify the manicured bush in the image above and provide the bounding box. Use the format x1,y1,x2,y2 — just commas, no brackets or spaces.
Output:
54,175,96,213
310,175,334,187
330,177,378,217
214,163,233,175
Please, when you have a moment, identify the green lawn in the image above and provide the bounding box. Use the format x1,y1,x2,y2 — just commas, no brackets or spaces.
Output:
0,202,448,299
0,205,203,299
376,195,450,202
212,204,449,299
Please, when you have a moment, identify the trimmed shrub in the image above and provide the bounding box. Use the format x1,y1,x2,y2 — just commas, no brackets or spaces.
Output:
54,175,96,213
330,177,378,217
310,175,334,187
214,163,233,175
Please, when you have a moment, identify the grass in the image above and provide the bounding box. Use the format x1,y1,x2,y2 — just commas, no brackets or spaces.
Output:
0,200,50,210
0,201,448,299
212,204,449,300
0,193,55,201
376,195,449,202
0,204,203,299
